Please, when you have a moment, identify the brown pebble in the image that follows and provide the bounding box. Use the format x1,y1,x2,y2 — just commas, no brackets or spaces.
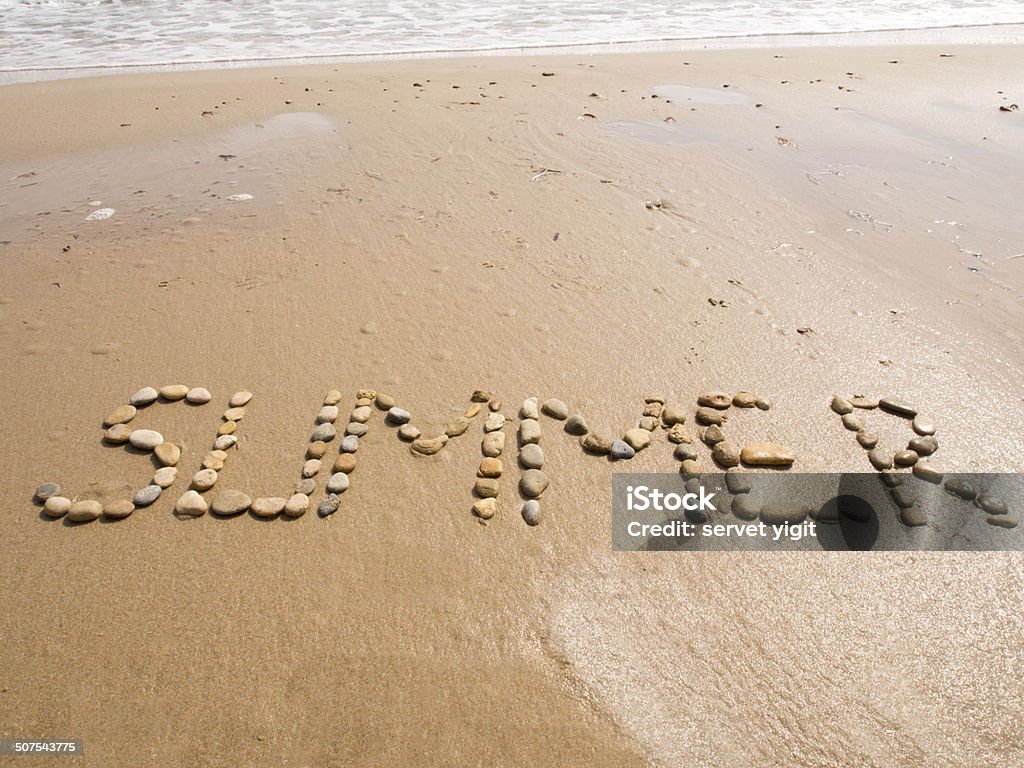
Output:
307,441,327,459
478,458,503,478
856,431,878,449
334,454,357,473
740,442,795,466
893,449,919,467
900,506,928,527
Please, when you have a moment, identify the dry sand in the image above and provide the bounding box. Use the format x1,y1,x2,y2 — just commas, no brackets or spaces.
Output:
1,43,1023,766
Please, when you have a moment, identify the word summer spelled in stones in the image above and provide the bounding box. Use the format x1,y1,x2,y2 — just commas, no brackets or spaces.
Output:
32,386,1016,530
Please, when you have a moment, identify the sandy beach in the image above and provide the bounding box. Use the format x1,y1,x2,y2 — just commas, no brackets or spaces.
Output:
2,41,1023,766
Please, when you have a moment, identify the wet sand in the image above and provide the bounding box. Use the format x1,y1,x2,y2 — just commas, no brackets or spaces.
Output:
1,43,1023,766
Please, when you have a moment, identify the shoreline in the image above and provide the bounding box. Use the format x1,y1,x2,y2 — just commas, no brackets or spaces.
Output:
3,21,1023,86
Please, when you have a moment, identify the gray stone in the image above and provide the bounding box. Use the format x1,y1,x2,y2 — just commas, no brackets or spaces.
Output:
302,459,322,478
211,490,251,516
610,440,635,460
912,415,936,436
755,397,772,411
520,397,540,419
346,422,368,436
519,419,541,445
295,478,316,495
519,443,545,469
564,414,588,435
841,413,864,431
520,469,550,498
327,473,350,494
340,435,359,453
186,387,212,404
34,482,61,502
153,466,177,488
674,443,699,461
310,423,337,442
317,405,339,423
317,494,341,517
541,399,569,420
229,391,253,407
484,413,506,433
521,500,542,526
130,387,159,407
482,430,506,457
831,396,854,415
129,429,164,450
191,469,218,491
879,472,904,488
986,514,1018,529
387,407,411,425
214,435,238,451
879,397,917,417
43,496,71,518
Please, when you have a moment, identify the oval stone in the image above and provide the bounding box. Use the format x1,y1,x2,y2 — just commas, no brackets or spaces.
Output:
977,496,1008,516
133,484,162,507
186,387,212,404
191,469,218,491
129,429,164,450
34,482,61,502
831,396,853,415
68,499,103,522
761,502,809,525
284,493,309,518
474,478,500,499
680,459,703,477
251,497,286,519
302,459,322,478
893,450,919,467
912,415,936,436
223,407,246,422
519,443,544,469
310,423,336,443
479,458,503,478
104,424,133,444
229,391,253,407
398,424,421,442
986,514,1019,529
159,384,189,401
541,399,569,420
153,466,178,488
519,419,541,446
334,454,357,473
44,496,72,518
327,472,350,493
912,463,943,484
317,494,341,517
387,407,411,425
520,469,550,499
712,441,740,468
473,498,497,520
103,404,137,427
211,490,252,516
521,500,542,526
697,392,731,409
129,387,159,407
174,490,208,516
104,499,135,519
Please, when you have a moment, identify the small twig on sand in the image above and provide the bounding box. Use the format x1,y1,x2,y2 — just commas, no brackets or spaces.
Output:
531,168,562,182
